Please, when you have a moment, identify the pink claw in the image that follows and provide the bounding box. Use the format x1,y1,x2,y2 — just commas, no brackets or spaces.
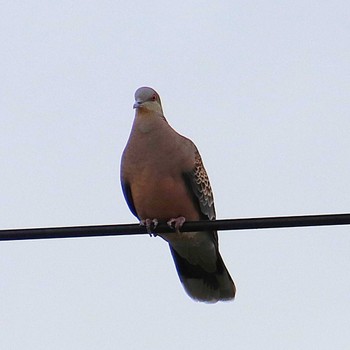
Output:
167,216,186,232
140,218,158,237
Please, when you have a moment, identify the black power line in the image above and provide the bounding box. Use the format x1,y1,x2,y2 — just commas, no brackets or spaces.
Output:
1,213,350,241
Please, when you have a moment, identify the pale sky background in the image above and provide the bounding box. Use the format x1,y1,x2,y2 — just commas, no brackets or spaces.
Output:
1,1,350,349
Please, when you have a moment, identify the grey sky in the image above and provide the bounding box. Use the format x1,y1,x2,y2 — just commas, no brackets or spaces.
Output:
1,1,350,349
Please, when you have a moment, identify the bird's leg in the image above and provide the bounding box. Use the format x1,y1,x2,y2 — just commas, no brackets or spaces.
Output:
167,216,186,233
140,218,158,237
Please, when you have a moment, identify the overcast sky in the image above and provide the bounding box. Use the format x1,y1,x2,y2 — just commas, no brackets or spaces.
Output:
1,1,350,349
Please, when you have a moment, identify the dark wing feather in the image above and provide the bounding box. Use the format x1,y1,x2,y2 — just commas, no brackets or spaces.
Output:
120,181,138,218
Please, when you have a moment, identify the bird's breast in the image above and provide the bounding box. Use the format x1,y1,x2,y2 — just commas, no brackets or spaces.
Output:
131,171,199,222
122,123,198,221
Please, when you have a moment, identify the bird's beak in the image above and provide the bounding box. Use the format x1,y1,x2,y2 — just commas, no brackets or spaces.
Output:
133,101,142,109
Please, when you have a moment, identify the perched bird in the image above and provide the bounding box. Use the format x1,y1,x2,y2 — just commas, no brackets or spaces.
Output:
120,87,236,303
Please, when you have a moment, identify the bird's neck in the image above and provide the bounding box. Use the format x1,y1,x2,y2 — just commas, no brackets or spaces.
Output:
132,110,167,134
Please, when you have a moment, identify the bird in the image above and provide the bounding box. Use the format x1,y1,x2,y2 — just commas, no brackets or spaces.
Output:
120,87,236,303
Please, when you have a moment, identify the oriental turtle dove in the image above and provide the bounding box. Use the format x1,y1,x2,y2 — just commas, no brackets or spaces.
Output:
120,87,236,303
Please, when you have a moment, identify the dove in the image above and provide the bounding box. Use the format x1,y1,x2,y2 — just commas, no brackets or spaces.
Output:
120,87,236,302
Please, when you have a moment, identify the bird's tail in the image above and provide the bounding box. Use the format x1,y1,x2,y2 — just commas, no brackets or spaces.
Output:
169,245,236,303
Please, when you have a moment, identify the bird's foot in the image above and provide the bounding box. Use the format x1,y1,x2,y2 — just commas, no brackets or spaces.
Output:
167,216,186,233
140,218,158,237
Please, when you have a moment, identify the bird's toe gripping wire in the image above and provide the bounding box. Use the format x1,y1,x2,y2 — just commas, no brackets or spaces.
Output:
167,216,186,233
140,218,159,236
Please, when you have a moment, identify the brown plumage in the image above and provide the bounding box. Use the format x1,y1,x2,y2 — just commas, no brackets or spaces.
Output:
120,87,236,302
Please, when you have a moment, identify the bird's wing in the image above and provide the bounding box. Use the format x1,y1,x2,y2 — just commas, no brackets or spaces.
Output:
182,147,216,222
120,178,138,218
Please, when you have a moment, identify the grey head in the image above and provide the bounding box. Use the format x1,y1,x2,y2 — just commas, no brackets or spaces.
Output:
133,87,163,114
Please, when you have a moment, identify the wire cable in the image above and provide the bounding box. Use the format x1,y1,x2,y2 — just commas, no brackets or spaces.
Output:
1,213,350,241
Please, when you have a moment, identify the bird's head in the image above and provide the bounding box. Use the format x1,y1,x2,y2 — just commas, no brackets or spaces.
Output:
133,87,163,115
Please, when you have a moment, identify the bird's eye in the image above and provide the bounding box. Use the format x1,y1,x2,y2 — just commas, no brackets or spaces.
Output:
151,94,156,101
